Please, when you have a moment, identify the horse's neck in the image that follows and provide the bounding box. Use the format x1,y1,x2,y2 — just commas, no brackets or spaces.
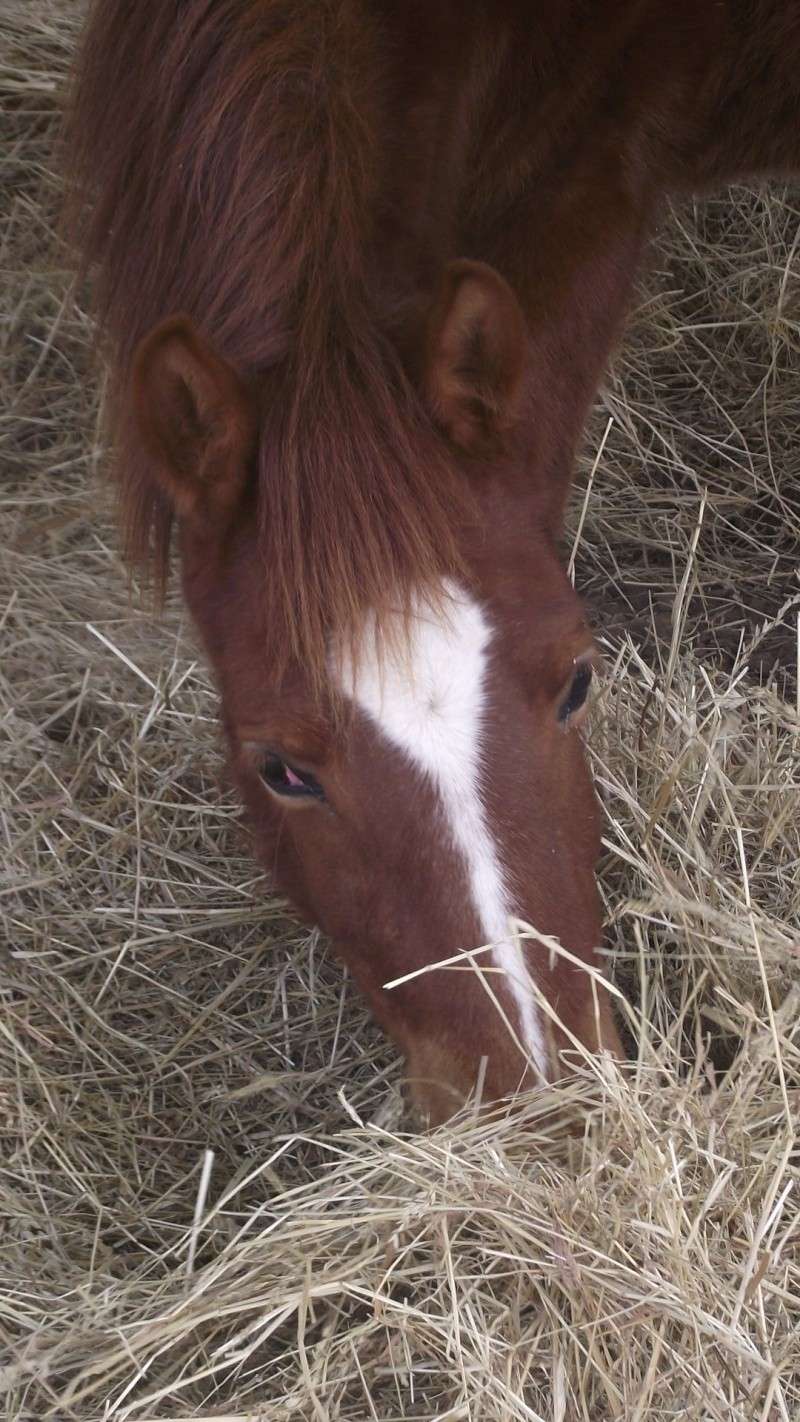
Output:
370,0,800,531
678,0,800,187
455,0,800,484
481,1,800,194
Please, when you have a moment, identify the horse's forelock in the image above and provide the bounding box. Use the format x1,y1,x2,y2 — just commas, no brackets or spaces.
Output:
258,325,469,693
65,0,469,686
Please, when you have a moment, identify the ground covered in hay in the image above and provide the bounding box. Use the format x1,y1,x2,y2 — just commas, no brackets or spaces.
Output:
2,5,799,1419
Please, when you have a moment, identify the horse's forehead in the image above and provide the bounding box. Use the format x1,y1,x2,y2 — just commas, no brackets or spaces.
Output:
334,581,494,768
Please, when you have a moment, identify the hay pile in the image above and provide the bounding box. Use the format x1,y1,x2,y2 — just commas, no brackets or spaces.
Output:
2,5,799,1418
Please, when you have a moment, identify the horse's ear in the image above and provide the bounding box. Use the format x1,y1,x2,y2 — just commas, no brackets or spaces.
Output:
132,317,256,524
424,260,528,452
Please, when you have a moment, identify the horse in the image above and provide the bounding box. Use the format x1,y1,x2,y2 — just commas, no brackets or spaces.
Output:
66,0,800,1124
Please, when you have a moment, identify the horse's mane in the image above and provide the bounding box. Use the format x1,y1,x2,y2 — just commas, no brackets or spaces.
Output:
66,0,468,687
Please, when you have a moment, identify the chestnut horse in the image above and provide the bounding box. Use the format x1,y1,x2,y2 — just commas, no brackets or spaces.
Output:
67,1,800,1123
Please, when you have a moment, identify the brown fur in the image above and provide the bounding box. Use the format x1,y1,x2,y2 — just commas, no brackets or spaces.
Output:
65,0,474,687
65,0,800,1121
65,1,800,678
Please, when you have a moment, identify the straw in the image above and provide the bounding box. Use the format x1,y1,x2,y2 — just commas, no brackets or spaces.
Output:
1,5,798,1418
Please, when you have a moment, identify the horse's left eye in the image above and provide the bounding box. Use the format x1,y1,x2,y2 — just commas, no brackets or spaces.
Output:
260,754,325,800
558,662,593,724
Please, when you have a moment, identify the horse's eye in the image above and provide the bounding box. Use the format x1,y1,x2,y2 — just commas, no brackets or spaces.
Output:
260,753,325,801
558,662,593,725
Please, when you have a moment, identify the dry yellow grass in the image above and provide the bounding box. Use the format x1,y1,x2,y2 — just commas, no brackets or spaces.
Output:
2,4,799,1419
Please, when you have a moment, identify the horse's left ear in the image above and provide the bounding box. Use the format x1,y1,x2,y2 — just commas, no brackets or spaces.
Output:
132,316,257,525
424,259,528,452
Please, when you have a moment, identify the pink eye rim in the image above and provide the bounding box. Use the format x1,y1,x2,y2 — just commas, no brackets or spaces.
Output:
260,752,326,801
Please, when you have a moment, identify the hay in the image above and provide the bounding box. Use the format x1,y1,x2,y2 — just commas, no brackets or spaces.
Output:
1,4,799,1418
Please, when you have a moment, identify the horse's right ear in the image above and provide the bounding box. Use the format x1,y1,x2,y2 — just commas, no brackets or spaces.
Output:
132,317,256,525
423,260,528,453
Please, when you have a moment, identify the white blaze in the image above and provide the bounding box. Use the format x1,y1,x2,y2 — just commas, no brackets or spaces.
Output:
336,580,546,1077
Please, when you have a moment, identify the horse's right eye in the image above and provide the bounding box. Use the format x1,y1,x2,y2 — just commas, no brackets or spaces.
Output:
260,754,325,801
558,662,593,726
